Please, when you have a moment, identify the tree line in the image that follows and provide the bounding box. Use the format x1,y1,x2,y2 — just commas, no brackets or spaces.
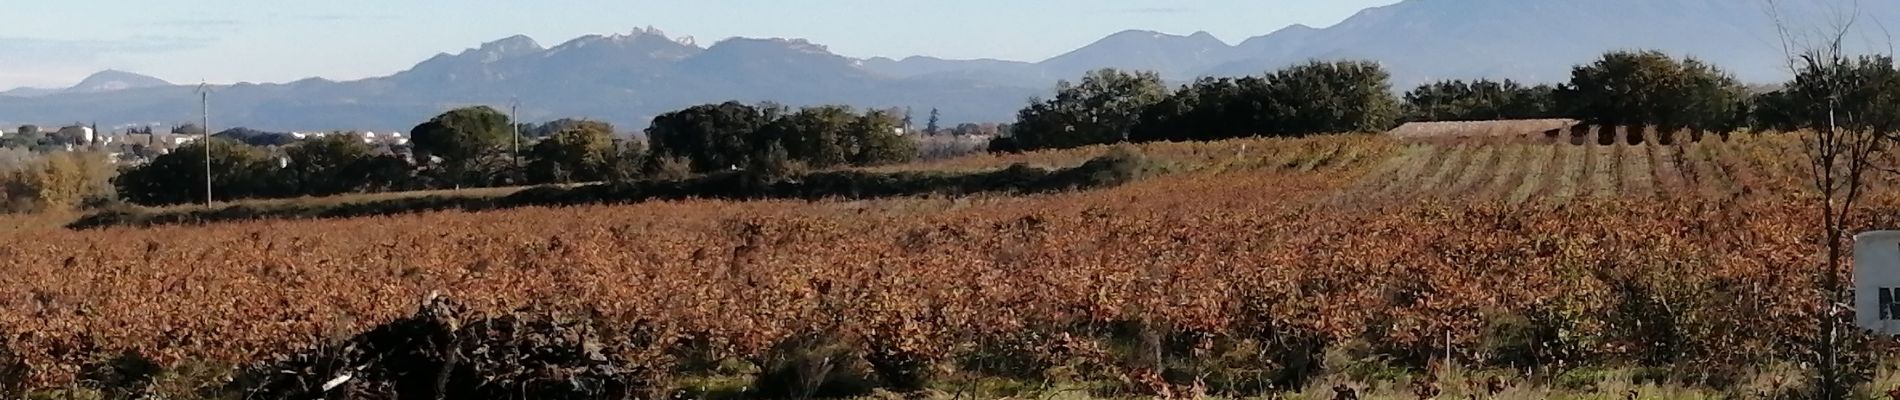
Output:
994,50,1898,152
34,49,1900,208
111,102,919,206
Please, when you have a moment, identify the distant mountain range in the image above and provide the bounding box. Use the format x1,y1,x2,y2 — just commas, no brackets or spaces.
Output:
0,70,173,98
2,0,1895,132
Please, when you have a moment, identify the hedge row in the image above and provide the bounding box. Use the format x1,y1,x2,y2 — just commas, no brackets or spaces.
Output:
68,150,1150,230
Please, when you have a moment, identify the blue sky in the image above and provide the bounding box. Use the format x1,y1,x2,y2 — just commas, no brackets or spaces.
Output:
0,0,1400,89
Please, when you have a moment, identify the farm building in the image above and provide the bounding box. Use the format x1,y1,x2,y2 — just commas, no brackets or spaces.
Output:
1387,119,1581,140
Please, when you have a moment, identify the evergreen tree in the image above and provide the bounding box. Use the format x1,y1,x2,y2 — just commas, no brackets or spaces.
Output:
925,108,942,135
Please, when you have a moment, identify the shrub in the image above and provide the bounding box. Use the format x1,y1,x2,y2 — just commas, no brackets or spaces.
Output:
750,334,875,399
232,297,660,399
77,351,161,400
0,339,25,399
0,152,114,213
642,155,697,182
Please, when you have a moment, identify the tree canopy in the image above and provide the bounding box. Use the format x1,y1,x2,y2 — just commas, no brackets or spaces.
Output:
763,106,858,168
526,120,618,183
1,151,113,212
1556,51,1746,131
646,102,777,172
1007,69,1169,151
519,118,595,140
925,108,942,135
90,100,922,206
1251,60,1401,135
410,106,513,186
647,102,915,173
282,134,408,196
1129,77,1259,142
1402,79,1558,122
1752,54,1900,133
115,138,277,205
848,108,917,166
1130,60,1401,143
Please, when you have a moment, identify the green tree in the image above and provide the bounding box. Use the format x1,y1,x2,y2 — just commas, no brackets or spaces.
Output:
644,102,915,172
1754,55,1900,133
525,120,617,183
950,123,980,136
640,155,696,181
847,108,918,165
519,118,593,139
1402,79,1558,122
1252,60,1400,135
1746,89,1800,131
1129,60,1399,142
1557,50,1746,132
763,106,858,168
744,141,804,186
645,102,775,172
606,138,648,182
410,106,513,187
925,108,941,135
1007,68,1169,151
115,138,277,205
1130,76,1254,142
282,134,393,196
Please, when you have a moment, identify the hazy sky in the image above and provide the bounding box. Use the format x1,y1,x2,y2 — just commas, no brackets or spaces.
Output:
0,0,1400,89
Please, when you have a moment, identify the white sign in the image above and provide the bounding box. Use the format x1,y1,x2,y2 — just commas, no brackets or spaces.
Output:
1855,231,1900,334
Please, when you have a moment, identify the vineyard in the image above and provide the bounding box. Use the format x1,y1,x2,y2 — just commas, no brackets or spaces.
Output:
1343,133,1853,205
1,133,1899,398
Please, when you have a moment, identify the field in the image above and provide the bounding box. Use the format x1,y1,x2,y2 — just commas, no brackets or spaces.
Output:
1343,134,1834,203
3,133,1900,399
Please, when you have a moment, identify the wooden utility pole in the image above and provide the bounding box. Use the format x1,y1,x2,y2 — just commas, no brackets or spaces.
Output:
199,83,212,207
511,97,521,174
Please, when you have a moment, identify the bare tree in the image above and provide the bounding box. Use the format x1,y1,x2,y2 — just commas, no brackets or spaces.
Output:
1767,0,1897,397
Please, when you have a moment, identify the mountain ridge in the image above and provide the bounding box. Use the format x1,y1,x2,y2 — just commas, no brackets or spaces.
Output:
3,0,1897,131
1,70,173,98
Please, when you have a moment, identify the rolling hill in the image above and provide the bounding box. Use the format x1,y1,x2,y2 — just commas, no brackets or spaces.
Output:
0,70,172,98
